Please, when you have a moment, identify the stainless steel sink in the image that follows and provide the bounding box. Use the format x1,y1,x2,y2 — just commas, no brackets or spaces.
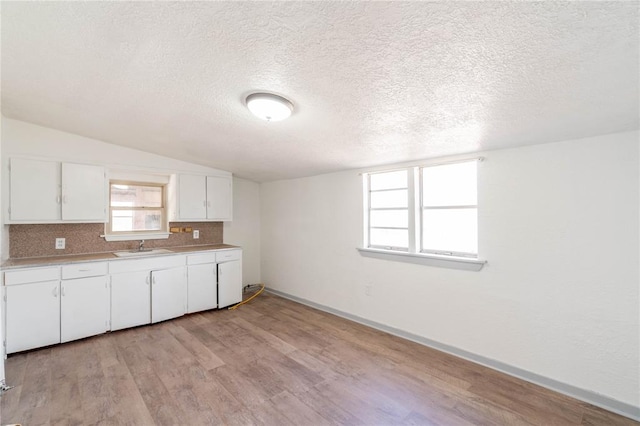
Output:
113,248,173,257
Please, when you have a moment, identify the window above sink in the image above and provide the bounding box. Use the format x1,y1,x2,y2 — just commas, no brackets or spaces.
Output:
103,171,172,242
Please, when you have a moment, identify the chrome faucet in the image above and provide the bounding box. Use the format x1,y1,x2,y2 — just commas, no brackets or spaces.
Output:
138,240,145,252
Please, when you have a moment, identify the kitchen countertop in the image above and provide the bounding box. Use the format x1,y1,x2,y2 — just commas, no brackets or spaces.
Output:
1,244,240,269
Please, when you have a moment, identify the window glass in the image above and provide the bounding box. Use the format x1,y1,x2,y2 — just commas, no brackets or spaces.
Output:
370,209,408,228
109,182,165,234
368,169,410,250
370,228,409,249
422,161,477,207
110,184,163,208
370,189,408,209
422,208,478,255
370,170,407,190
111,210,163,232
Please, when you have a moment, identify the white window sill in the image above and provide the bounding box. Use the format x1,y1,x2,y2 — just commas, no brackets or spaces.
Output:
357,247,486,271
101,232,171,242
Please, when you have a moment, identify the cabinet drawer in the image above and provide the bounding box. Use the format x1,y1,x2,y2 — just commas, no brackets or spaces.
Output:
187,253,217,265
4,267,60,286
62,262,108,279
216,250,241,262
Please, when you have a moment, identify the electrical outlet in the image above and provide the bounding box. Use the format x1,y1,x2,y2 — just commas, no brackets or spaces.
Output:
365,285,372,296
193,230,200,239
55,238,66,250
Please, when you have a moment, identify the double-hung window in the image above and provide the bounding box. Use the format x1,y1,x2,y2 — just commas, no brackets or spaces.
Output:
108,181,166,234
364,159,479,259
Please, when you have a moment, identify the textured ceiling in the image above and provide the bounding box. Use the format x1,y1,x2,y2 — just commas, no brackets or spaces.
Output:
1,2,638,182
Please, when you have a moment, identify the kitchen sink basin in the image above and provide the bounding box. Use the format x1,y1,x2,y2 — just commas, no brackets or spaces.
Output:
113,248,173,257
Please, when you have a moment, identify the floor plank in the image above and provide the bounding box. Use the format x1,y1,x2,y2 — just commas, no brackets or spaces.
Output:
1,292,637,425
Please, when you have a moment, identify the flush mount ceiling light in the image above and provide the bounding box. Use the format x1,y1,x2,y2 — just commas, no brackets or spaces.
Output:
246,92,293,122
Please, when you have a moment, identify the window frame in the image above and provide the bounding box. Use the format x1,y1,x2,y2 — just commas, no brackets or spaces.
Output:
366,169,411,252
419,161,478,258
363,158,482,261
106,180,168,236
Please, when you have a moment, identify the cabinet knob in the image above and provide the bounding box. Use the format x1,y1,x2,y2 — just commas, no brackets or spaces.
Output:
52,286,58,297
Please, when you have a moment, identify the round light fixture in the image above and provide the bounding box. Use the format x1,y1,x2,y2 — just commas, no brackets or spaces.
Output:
246,92,293,121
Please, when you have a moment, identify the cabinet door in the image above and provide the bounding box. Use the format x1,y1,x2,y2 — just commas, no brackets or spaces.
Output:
218,260,242,309
187,263,217,313
61,163,106,221
9,158,61,221
6,281,60,353
111,271,151,331
151,267,187,323
61,276,109,343
178,174,207,219
0,295,4,383
206,175,232,221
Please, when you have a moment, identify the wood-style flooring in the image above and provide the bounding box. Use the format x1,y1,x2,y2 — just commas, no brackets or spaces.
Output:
1,291,637,425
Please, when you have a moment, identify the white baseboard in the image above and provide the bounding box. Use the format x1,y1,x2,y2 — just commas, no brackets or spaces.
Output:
265,287,640,422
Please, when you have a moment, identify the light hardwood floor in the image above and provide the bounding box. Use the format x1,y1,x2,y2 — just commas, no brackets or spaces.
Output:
1,291,637,426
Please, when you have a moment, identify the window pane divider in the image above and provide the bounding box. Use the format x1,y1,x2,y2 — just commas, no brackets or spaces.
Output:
369,187,408,193
370,226,409,231
422,205,477,210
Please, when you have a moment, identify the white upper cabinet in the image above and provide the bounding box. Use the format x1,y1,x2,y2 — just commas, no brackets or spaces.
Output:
10,158,61,221
9,158,106,223
171,173,233,222
61,163,106,221
206,175,232,221
177,174,207,219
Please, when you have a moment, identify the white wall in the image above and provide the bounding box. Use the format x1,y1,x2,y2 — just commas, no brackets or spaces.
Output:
224,177,261,286
260,131,639,408
1,117,229,175
0,118,262,284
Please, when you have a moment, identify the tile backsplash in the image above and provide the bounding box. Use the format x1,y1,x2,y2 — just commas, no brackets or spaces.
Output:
9,222,223,258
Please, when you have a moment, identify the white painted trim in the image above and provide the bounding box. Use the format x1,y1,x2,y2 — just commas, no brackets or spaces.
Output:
265,287,640,422
357,247,486,271
101,232,171,242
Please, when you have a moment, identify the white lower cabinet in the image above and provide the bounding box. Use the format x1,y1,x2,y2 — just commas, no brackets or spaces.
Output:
61,276,109,343
2,249,242,353
187,252,218,313
59,262,109,342
218,250,243,309
151,267,187,323
5,280,61,353
187,263,217,313
108,255,186,328
110,271,151,331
